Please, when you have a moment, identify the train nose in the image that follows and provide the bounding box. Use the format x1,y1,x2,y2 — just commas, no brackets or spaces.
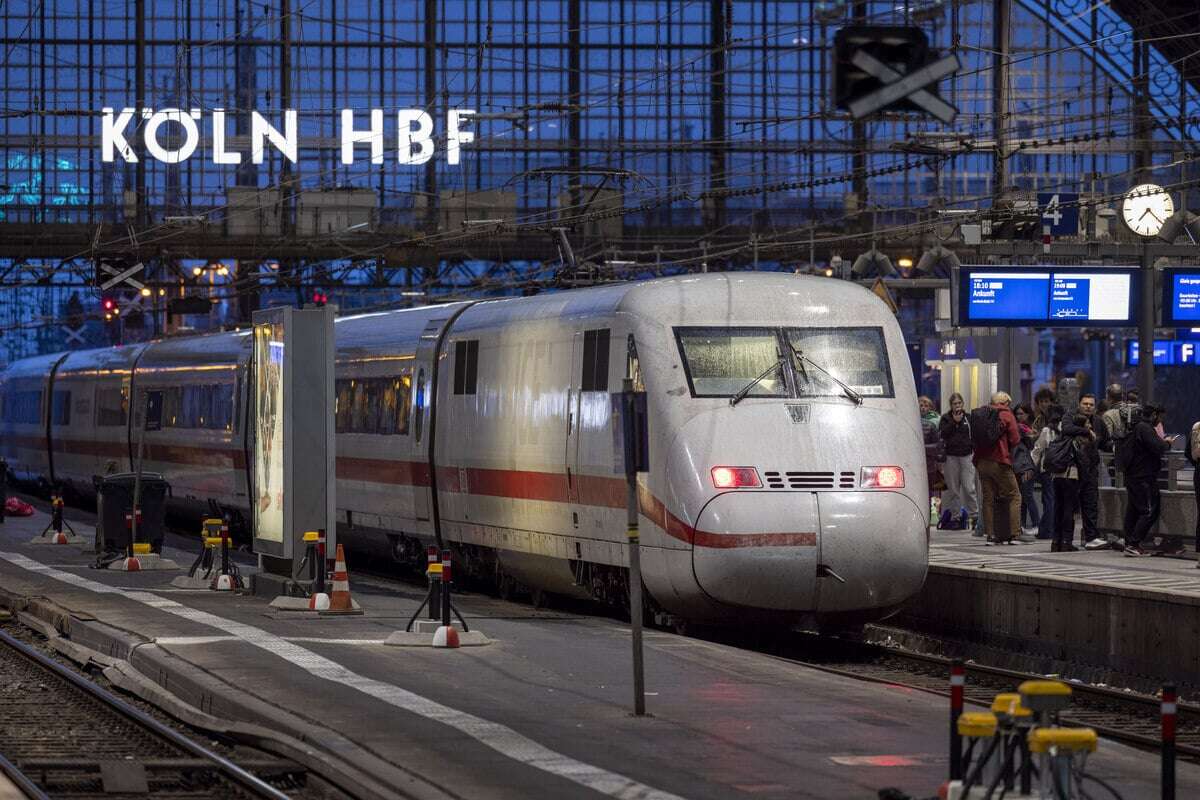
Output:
691,492,822,611
812,491,927,614
690,490,928,615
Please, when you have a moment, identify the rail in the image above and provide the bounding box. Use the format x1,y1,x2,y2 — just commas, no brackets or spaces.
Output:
767,630,1200,760
0,627,294,800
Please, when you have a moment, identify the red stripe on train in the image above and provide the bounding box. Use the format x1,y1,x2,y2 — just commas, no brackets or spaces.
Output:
19,440,815,548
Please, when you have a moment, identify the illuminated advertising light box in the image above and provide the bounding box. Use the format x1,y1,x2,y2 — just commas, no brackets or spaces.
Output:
1161,268,1200,327
251,306,335,567
955,266,1139,327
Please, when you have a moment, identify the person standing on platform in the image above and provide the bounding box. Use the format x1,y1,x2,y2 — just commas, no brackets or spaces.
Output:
1013,404,1040,537
1037,411,1091,552
938,393,978,531
1187,419,1200,559
1032,387,1057,541
1076,393,1104,549
1121,403,1176,557
972,392,1022,546
920,396,939,427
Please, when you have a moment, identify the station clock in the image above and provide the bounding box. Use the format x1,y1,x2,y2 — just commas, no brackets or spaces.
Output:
1121,183,1174,237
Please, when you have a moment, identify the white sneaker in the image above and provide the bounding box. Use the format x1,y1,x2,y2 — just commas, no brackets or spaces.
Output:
1021,526,1038,537
1083,537,1110,551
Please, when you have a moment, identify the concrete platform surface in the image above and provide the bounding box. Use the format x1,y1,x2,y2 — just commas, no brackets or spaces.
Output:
930,527,1200,599
0,508,1194,800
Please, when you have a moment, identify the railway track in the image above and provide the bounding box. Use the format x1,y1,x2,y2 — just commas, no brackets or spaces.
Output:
762,629,1200,760
0,625,323,799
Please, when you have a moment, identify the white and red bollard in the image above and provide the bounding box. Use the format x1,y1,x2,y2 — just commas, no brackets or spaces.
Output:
432,549,460,648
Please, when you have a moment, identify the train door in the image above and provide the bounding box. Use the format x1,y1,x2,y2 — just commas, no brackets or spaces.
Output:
411,320,441,523
565,331,583,525
566,328,613,528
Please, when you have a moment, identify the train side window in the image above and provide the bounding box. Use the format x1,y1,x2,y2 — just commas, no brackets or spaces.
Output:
51,390,71,426
581,329,610,392
453,340,479,395
161,386,183,427
414,369,426,442
350,380,371,433
396,372,412,435
96,386,128,427
378,378,398,435
4,390,41,424
335,379,352,433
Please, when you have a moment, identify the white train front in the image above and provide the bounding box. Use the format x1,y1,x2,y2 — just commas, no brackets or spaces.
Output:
0,273,929,625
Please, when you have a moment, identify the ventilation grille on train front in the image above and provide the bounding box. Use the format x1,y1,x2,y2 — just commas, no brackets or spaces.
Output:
762,471,856,489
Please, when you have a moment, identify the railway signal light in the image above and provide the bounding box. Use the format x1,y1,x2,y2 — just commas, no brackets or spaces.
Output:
312,291,328,307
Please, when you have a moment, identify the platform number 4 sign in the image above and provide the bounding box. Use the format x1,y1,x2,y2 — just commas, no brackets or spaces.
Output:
1037,192,1078,236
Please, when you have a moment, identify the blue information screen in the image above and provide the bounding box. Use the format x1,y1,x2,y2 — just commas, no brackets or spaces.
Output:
966,273,1049,320
1170,273,1200,322
1127,339,1200,366
958,267,1136,326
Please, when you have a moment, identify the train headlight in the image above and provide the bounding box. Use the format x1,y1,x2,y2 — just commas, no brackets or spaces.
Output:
711,466,762,489
860,466,904,489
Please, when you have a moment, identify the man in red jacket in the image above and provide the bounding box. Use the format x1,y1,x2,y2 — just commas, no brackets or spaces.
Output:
974,391,1022,545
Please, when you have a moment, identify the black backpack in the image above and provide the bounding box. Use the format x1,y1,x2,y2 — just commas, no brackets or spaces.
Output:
969,406,1004,449
1042,432,1077,474
1114,430,1138,473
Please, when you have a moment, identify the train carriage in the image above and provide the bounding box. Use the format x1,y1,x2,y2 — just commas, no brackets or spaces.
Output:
49,344,147,493
128,331,251,518
0,352,64,484
1,273,929,625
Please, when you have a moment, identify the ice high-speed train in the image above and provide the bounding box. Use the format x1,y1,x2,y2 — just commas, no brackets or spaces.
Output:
0,273,928,624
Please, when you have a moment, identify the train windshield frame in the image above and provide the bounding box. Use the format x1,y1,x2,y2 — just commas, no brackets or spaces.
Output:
674,326,893,400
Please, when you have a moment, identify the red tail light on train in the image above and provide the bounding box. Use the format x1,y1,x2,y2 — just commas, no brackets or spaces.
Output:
711,466,761,489
860,466,904,489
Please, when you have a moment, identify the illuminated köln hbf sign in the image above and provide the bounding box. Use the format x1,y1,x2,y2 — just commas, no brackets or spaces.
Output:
101,107,476,166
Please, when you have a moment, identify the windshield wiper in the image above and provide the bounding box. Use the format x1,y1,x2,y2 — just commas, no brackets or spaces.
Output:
790,346,863,406
729,358,785,407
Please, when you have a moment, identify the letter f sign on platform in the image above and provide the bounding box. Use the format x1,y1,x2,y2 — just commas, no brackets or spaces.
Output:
102,107,138,162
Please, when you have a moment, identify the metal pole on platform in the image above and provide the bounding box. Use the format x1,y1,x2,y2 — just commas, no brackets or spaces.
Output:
622,377,646,717
1138,243,1155,404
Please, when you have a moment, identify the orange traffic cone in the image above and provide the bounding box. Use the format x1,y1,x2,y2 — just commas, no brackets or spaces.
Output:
328,544,353,611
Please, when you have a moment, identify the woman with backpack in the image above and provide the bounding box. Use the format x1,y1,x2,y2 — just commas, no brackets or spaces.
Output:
1033,407,1093,552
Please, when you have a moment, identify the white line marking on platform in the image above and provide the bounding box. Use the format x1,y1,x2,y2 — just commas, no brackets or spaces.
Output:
0,551,685,800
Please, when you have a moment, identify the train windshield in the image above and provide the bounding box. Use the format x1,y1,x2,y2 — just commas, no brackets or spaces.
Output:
675,326,893,399
675,328,788,398
786,327,893,398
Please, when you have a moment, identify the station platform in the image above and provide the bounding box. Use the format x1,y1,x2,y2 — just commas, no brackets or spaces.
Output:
0,505,1192,800
895,528,1200,694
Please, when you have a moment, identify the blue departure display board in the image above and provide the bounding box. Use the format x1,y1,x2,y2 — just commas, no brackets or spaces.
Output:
1162,269,1200,326
967,273,1049,319
957,267,1138,327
